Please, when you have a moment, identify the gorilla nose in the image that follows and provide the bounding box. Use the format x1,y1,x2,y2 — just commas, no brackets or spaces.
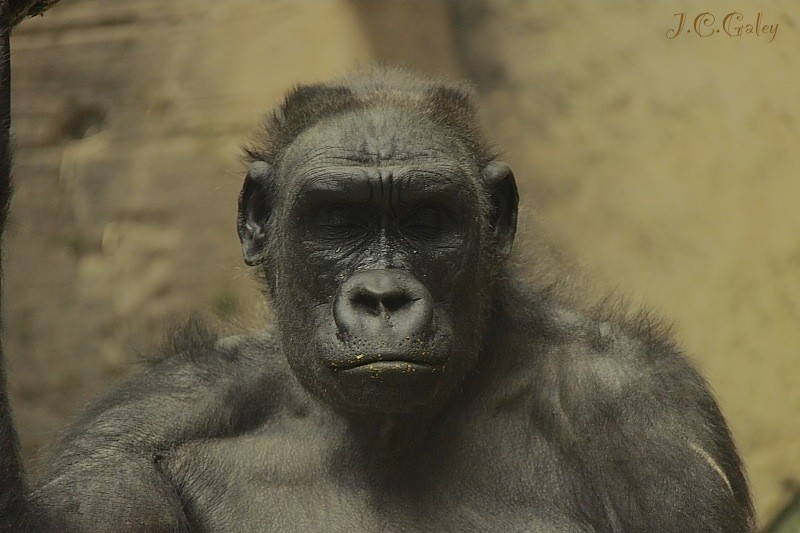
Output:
334,269,434,338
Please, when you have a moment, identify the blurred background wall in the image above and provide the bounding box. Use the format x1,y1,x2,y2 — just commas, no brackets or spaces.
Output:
6,0,799,526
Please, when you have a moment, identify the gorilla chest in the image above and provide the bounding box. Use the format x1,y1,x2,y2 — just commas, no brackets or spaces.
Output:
162,419,592,532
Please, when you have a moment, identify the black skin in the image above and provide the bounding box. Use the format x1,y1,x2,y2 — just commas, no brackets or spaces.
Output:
0,70,755,532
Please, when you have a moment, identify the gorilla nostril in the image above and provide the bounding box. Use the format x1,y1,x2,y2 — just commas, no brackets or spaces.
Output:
379,294,414,314
351,293,384,317
351,292,414,316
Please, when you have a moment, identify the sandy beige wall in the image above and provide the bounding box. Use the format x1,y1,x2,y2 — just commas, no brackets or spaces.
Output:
6,0,798,525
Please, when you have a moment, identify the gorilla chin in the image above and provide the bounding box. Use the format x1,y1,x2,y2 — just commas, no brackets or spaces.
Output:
319,323,460,415
331,360,447,414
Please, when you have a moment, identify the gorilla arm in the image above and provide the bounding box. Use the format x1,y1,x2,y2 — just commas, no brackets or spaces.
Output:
550,322,755,532
31,332,278,532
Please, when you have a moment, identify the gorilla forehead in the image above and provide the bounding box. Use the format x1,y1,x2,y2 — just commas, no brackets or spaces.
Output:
278,106,476,182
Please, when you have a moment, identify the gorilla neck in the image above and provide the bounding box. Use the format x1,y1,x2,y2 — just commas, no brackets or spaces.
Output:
345,410,441,458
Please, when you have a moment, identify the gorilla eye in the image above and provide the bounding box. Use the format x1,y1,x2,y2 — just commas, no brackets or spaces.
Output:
312,206,367,238
400,207,446,238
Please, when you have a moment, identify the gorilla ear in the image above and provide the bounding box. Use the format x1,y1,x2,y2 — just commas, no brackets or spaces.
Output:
482,161,519,256
237,161,274,266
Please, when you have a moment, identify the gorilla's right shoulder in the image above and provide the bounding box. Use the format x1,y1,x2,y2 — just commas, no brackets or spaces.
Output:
148,315,285,369
67,320,296,441
125,316,296,417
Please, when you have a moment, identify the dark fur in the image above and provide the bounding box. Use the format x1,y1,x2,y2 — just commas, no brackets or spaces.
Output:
0,69,754,531
243,70,497,169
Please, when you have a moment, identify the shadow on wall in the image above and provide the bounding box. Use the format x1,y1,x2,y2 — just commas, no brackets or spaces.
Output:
347,0,515,91
347,0,463,80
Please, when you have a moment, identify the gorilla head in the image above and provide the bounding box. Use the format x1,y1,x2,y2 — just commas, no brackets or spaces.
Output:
237,71,518,415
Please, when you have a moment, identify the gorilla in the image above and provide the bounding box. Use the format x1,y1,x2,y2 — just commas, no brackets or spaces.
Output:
0,69,754,531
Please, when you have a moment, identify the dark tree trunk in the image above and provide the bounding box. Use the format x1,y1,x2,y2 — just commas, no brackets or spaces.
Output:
9,0,59,26
1,0,37,529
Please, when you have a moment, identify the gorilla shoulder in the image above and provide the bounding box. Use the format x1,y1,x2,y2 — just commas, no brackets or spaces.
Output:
516,306,754,530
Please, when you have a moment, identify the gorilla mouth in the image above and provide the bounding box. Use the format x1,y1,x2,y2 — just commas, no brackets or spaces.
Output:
331,357,445,372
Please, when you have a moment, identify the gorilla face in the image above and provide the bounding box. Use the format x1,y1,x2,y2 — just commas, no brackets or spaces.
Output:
239,107,517,415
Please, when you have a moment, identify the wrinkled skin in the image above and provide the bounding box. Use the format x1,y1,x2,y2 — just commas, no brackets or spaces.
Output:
1,71,755,532
263,109,500,415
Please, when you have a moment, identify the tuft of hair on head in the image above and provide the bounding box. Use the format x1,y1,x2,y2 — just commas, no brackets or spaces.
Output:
243,67,498,168
243,82,360,166
422,83,498,168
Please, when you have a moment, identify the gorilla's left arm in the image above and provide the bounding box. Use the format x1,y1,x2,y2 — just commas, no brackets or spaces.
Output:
557,323,755,531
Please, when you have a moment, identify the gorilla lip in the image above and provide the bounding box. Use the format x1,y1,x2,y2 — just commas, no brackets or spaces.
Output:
331,358,444,371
